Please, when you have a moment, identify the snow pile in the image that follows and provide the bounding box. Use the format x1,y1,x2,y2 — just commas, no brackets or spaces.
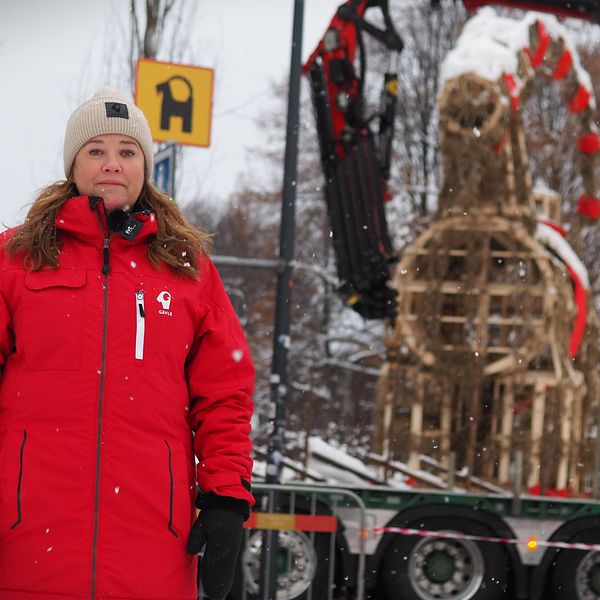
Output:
252,438,515,495
307,437,385,484
440,7,594,109
535,222,590,289
441,8,523,84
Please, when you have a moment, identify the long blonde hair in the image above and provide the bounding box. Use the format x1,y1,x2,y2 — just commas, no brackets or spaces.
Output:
6,175,212,277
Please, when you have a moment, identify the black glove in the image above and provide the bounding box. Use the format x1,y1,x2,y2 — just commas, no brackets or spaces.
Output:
188,493,250,600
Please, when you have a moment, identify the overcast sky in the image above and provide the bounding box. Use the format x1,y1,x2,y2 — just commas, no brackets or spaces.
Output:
0,0,343,229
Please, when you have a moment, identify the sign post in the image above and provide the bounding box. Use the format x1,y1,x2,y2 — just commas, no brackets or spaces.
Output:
259,2,304,599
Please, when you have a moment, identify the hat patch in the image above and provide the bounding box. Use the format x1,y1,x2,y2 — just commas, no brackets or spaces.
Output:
105,102,129,119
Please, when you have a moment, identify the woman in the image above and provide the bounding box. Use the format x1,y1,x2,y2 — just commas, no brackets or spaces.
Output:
0,88,254,600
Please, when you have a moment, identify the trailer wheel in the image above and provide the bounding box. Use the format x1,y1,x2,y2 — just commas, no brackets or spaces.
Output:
230,529,331,600
379,518,509,600
548,530,600,599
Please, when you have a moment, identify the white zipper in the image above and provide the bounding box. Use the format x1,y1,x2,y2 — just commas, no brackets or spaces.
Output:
135,290,145,360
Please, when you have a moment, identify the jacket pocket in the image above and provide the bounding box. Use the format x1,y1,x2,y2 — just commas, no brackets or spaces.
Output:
23,270,86,370
0,429,27,535
163,439,195,539
164,440,178,538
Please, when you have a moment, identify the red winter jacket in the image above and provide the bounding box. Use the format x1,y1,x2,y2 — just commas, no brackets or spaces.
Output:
0,196,255,599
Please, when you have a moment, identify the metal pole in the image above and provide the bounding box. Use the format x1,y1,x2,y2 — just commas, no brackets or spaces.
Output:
447,451,456,490
260,2,304,599
169,142,177,200
511,450,523,517
266,0,303,488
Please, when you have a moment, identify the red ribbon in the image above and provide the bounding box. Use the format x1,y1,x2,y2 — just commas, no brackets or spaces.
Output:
569,85,591,113
552,48,572,79
502,73,519,112
493,130,510,153
578,133,600,154
568,263,587,358
577,195,600,219
528,20,550,68
538,218,566,237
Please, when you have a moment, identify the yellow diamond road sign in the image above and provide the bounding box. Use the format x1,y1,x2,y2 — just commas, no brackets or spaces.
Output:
135,58,214,148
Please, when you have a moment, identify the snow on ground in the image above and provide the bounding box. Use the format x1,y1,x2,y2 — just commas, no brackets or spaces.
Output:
253,437,458,491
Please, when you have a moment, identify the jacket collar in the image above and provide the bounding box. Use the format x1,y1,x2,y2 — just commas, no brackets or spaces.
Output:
55,195,158,244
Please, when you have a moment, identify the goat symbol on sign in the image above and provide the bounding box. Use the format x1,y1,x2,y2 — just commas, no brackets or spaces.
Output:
156,75,193,133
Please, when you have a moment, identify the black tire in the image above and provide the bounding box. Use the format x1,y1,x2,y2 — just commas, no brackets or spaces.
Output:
548,529,600,599
230,528,332,600
379,517,510,600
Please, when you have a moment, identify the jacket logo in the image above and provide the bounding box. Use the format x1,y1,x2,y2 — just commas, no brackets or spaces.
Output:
156,291,173,316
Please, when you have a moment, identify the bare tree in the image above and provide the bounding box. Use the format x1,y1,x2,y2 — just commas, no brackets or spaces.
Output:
130,0,176,60
127,0,201,83
390,0,467,218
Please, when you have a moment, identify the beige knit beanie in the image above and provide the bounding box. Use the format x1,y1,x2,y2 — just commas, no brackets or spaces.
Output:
63,87,154,179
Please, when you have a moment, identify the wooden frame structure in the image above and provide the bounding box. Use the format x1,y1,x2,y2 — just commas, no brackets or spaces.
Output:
374,13,600,495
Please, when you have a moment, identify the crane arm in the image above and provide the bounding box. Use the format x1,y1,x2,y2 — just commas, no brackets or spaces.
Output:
304,0,401,320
